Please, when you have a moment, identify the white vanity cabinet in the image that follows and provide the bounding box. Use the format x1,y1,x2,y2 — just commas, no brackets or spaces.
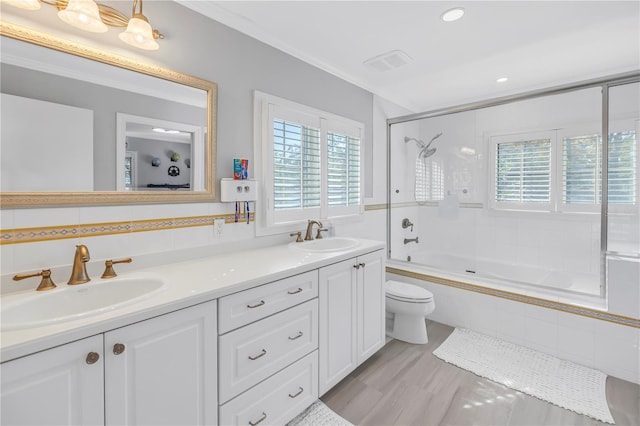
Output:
105,300,217,426
0,335,104,426
1,300,217,426
318,249,385,395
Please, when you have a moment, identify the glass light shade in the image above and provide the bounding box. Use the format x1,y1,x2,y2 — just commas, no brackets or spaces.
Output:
57,0,108,33
119,15,159,50
1,0,41,10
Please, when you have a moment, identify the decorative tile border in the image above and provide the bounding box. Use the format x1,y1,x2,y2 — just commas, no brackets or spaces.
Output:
2,202,386,244
386,266,640,329
0,213,253,245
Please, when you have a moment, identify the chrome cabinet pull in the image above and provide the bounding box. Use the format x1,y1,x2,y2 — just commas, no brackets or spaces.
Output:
353,264,360,269
288,331,303,340
287,287,302,295
249,412,267,426
113,343,125,355
248,349,267,360
247,300,265,309
359,262,366,268
86,352,100,364
288,387,304,398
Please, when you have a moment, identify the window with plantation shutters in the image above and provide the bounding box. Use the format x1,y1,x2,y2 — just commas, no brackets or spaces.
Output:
255,91,364,235
563,131,637,207
490,127,637,213
273,120,321,210
490,132,553,210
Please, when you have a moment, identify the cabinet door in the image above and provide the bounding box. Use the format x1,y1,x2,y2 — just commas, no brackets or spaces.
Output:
1,335,104,426
318,258,357,395
357,250,386,363
105,300,217,426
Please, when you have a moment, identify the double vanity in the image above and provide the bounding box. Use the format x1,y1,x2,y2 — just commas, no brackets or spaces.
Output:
0,237,386,426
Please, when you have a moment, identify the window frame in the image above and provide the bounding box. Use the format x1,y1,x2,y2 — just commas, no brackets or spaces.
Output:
254,91,365,236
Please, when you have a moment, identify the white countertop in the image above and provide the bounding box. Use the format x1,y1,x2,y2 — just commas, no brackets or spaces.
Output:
0,238,385,363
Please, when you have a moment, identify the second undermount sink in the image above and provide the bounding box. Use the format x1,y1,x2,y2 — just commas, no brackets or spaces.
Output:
1,273,165,331
290,237,360,252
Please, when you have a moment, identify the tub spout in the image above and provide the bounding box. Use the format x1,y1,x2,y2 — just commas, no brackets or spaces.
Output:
404,237,419,245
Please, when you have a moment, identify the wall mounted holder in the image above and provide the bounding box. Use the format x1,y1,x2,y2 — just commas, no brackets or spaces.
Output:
220,178,258,202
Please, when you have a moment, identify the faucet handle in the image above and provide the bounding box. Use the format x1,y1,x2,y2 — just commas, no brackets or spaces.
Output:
289,232,303,243
101,258,133,279
316,228,328,239
13,269,56,291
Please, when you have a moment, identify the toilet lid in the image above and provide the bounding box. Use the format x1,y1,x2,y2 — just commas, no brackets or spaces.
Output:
385,280,433,301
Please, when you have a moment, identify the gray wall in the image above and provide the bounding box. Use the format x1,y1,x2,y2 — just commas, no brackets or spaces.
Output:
1,0,374,194
139,1,374,192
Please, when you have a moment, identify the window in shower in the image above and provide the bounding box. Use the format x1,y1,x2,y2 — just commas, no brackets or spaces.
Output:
489,129,637,212
254,91,364,235
489,131,553,211
562,130,637,210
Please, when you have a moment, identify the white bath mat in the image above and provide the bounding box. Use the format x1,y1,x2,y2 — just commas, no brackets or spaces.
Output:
287,400,353,426
433,328,614,424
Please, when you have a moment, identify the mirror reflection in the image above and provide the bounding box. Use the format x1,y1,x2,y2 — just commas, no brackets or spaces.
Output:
0,22,216,207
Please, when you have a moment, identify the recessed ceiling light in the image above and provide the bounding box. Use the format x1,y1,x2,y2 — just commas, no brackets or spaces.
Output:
496,77,509,83
441,7,465,22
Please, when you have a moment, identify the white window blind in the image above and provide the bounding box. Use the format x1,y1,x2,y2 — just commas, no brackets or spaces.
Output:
415,158,443,202
608,130,636,205
495,138,551,204
273,119,321,210
563,131,637,205
327,131,360,207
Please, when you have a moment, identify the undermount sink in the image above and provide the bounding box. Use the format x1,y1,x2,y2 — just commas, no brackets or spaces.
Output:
290,237,360,252
1,273,165,331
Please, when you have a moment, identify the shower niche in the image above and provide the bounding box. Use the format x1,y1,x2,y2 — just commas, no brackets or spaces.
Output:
388,77,639,299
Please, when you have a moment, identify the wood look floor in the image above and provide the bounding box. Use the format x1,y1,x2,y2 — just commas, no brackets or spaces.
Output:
321,321,640,426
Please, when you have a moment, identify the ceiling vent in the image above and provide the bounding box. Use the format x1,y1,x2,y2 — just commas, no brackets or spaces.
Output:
363,50,413,72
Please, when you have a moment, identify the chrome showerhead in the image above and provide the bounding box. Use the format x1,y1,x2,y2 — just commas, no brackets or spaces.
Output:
419,132,443,158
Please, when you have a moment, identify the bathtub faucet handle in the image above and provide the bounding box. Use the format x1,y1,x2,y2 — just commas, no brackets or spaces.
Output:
402,218,414,232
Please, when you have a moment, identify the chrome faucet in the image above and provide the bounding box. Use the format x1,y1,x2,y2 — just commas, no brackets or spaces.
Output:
404,237,419,245
68,244,91,285
304,220,323,241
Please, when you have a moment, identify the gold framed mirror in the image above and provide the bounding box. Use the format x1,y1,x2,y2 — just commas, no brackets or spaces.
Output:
0,20,217,208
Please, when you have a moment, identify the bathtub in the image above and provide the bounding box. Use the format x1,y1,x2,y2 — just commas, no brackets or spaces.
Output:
392,251,601,297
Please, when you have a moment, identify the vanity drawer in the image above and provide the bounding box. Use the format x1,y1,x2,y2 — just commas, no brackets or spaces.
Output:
219,299,318,403
218,270,318,333
219,350,318,426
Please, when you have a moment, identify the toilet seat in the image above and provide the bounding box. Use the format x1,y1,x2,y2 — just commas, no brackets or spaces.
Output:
385,280,433,302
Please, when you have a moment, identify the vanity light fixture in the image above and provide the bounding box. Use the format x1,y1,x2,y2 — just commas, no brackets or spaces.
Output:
441,7,465,22
1,0,164,50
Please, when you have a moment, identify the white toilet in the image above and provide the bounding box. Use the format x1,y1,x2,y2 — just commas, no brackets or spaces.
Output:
385,280,435,344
